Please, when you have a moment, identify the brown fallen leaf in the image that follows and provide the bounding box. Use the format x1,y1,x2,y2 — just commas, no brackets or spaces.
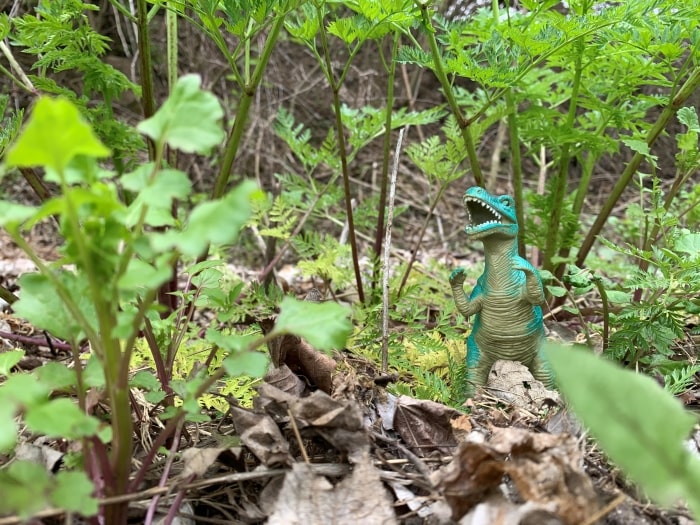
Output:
180,446,225,478
281,334,337,394
433,427,599,524
229,404,290,466
256,384,370,458
388,394,461,456
491,427,599,524
267,452,396,525
290,390,370,458
487,360,560,411
264,364,307,397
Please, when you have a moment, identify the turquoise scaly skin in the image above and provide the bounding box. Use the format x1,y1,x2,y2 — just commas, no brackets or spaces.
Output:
449,186,551,397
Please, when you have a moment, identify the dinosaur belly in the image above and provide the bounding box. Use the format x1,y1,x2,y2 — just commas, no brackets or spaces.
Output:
472,301,543,363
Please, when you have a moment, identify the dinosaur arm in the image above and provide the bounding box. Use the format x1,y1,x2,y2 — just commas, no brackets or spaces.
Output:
513,258,545,305
449,268,482,317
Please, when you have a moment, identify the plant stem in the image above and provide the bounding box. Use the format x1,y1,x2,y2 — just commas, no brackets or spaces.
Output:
136,0,156,160
543,39,584,274
373,31,400,293
397,181,448,297
505,90,526,257
212,16,285,199
0,40,36,93
419,3,483,187
317,8,365,303
576,65,700,267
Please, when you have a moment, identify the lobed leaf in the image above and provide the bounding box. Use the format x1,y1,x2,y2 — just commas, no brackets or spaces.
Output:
151,180,262,257
5,97,110,174
25,398,101,439
272,297,352,352
137,74,225,154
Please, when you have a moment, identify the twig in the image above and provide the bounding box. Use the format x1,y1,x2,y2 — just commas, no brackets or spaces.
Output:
145,420,184,525
0,330,73,352
381,127,405,373
0,40,36,93
581,492,626,525
287,409,310,463
371,431,433,484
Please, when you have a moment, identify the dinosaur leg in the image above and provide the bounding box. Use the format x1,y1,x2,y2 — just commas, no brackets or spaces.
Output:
466,335,494,397
528,349,554,388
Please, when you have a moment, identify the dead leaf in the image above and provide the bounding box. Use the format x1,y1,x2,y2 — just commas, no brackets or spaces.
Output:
458,497,562,525
431,437,506,519
267,452,396,525
491,428,599,524
229,404,290,466
282,335,337,394
487,360,560,411
433,427,598,524
15,441,63,472
180,446,226,478
392,394,460,456
265,364,307,396
450,414,473,442
290,390,369,457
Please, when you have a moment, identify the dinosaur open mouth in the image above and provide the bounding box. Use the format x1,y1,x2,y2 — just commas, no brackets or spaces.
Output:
464,196,503,228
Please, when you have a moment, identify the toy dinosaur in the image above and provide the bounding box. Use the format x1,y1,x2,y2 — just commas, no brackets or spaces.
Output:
449,186,552,397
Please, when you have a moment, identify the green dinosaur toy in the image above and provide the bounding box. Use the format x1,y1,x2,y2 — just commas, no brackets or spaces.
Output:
449,186,552,397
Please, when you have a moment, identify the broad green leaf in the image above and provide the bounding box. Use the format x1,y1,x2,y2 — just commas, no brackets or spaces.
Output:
0,373,50,407
51,471,98,516
5,97,110,173
34,362,77,391
131,370,161,391
151,181,262,257
118,257,173,291
605,290,631,304
137,74,224,153
0,201,36,230
122,165,192,227
83,354,106,388
205,329,257,353
674,232,700,257
130,370,167,403
545,343,700,512
0,349,24,376
222,351,269,378
25,398,100,439
621,138,654,160
0,460,51,518
546,285,567,298
13,272,95,341
0,402,17,452
272,296,352,351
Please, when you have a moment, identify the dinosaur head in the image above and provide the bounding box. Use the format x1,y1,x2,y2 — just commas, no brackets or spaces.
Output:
462,186,518,240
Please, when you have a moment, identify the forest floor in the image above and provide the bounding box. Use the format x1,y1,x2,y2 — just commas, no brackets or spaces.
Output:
0,217,698,525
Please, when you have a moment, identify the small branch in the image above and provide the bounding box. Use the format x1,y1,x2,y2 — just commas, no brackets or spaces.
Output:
0,40,36,93
381,128,405,373
0,330,73,351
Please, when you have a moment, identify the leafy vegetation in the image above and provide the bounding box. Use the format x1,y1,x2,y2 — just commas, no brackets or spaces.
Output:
547,343,700,519
0,0,698,521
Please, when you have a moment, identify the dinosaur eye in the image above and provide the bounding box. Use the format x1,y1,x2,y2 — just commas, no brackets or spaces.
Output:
499,196,515,208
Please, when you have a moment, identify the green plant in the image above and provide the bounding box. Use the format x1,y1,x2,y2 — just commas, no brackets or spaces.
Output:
546,343,700,519
599,182,700,373
399,0,700,279
0,80,351,522
6,0,142,168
